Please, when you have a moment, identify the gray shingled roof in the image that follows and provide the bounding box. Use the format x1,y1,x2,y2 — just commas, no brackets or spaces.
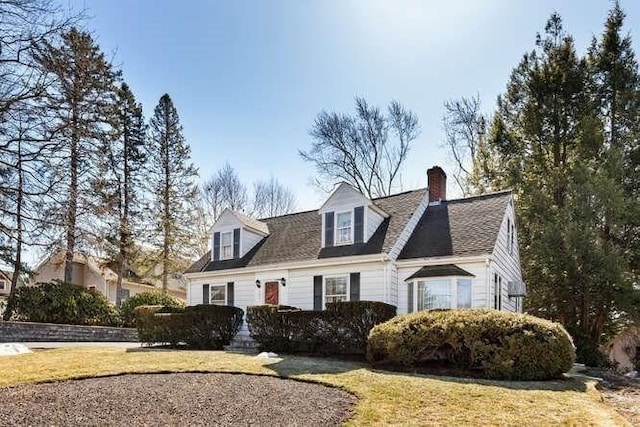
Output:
398,191,511,259
186,189,427,273
405,264,475,280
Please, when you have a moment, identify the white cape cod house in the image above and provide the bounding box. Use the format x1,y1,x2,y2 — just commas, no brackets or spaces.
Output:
184,166,526,324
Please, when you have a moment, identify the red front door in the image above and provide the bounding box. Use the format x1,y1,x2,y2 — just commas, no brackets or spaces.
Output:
265,281,279,305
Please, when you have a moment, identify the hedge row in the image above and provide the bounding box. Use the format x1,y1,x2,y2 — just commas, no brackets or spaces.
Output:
246,301,396,355
367,309,576,380
10,281,120,326
136,304,244,349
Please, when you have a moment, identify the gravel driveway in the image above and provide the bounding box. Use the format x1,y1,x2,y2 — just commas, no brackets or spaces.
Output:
0,373,356,426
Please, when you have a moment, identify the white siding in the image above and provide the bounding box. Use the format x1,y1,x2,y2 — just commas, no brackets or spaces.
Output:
366,207,385,240
397,261,488,314
489,198,524,313
241,229,263,257
319,183,369,215
388,193,430,260
287,261,388,310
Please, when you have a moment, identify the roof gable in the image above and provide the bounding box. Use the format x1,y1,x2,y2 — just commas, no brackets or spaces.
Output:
213,209,269,236
398,191,512,260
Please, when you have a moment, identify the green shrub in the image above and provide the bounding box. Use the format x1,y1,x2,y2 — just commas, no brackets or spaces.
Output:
135,304,244,349
367,309,575,380
119,291,184,326
10,281,120,326
246,301,397,356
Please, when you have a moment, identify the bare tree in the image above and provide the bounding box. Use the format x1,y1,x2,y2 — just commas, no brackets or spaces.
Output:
200,162,248,220
252,176,296,218
300,97,420,198
0,0,80,319
442,94,487,196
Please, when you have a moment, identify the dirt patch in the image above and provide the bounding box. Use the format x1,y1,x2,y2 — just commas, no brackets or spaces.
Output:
582,368,640,425
0,373,356,426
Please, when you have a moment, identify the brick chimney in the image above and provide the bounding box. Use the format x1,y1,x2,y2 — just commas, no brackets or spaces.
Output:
427,166,447,203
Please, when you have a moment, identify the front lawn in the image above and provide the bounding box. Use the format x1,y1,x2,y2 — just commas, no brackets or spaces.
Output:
0,348,626,426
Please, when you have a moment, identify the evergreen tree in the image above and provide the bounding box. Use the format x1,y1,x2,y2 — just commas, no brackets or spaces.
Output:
34,27,119,283
146,94,198,293
93,83,147,305
470,9,640,363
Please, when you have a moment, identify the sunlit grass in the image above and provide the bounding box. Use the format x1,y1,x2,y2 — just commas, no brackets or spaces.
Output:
0,348,627,426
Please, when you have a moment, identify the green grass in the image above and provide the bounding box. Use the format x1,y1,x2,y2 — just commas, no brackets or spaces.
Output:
0,348,628,426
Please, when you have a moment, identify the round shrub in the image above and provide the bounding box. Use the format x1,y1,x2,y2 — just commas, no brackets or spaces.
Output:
119,291,184,326
367,309,575,380
10,281,120,326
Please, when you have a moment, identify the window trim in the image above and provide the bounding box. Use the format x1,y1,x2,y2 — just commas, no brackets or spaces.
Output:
334,210,354,245
220,231,233,260
409,276,473,312
323,274,349,308
209,284,227,306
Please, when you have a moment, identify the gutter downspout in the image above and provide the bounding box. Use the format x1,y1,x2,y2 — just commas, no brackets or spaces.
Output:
485,257,491,309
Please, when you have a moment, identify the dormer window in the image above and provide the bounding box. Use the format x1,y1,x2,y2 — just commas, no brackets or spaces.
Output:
221,231,233,259
336,211,353,245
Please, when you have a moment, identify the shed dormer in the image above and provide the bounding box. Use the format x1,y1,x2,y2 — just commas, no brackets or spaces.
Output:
211,209,269,261
318,183,388,248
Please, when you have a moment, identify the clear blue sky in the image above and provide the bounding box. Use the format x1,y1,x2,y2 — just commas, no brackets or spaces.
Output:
68,0,640,210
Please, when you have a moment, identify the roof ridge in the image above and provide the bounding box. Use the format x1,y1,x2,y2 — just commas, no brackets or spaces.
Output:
444,189,512,203
371,187,427,201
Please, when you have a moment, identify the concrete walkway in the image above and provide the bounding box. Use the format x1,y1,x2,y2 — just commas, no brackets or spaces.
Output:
20,342,142,349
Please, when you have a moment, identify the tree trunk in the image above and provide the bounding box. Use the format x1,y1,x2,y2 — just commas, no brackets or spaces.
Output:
64,117,79,284
3,140,24,321
162,111,170,294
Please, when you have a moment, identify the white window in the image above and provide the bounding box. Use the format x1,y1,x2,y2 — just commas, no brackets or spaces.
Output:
417,279,451,310
210,285,226,305
0,280,5,290
457,279,472,308
335,211,352,245
221,231,233,260
507,218,512,253
325,276,348,305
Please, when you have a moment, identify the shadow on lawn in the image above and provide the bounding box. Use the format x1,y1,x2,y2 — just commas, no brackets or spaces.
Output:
367,366,589,393
265,354,589,393
264,354,366,377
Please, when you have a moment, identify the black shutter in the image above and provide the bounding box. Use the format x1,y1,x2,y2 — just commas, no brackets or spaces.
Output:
203,284,210,305
407,282,413,313
213,232,220,261
354,206,364,243
227,282,234,306
233,228,240,259
324,212,334,247
313,275,323,310
350,272,360,301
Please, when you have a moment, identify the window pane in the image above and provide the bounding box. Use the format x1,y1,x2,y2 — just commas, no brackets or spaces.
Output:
337,212,351,228
210,285,226,305
325,277,347,304
418,280,451,310
221,232,232,245
457,279,472,308
222,245,233,259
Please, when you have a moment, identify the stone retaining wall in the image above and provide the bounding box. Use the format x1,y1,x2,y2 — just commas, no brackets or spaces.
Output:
0,321,138,342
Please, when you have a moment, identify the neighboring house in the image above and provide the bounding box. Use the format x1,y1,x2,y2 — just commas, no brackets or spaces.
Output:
606,325,640,373
32,249,186,303
184,166,526,335
0,269,12,315
0,269,11,298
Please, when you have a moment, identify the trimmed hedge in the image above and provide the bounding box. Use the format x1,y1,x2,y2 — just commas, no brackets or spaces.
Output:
246,301,396,355
10,281,120,326
367,309,576,380
135,304,244,349
119,291,184,326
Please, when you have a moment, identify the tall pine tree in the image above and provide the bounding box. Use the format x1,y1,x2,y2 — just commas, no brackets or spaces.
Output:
94,82,147,305
35,27,119,283
146,94,197,293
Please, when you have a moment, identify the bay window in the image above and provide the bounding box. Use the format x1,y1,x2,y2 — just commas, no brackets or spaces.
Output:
410,277,473,311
